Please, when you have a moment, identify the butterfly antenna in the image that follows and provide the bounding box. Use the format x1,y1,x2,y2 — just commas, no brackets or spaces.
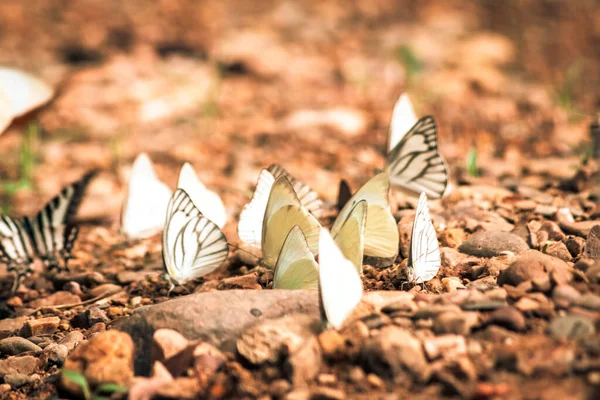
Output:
226,243,260,262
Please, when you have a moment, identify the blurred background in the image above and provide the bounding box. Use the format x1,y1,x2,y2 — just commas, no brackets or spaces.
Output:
0,0,598,228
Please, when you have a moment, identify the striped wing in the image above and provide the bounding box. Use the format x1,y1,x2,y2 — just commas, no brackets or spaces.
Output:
163,189,229,285
273,226,319,290
267,164,323,218
407,193,440,283
0,215,34,266
386,116,448,199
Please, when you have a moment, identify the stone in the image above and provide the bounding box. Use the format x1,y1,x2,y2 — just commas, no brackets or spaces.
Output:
21,317,60,337
89,283,123,298
442,277,466,292
487,307,526,331
0,337,42,356
155,377,200,399
361,326,429,382
128,362,173,400
439,228,466,248
116,289,320,375
575,293,600,312
4,373,28,389
565,236,586,258
585,226,600,260
86,322,106,336
434,312,480,335
561,221,600,237
28,291,81,309
310,387,346,400
117,270,159,284
219,273,262,290
72,307,111,329
0,356,39,377
59,331,86,351
398,218,413,259
498,250,571,286
540,221,565,241
547,315,595,340
151,329,189,365
0,317,28,339
318,329,345,360
43,343,68,366
61,331,134,396
552,285,581,308
543,241,573,262
458,231,529,257
285,335,322,386
193,342,226,386
422,335,467,361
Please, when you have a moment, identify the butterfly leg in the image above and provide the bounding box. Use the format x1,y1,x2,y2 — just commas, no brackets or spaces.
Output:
7,262,33,295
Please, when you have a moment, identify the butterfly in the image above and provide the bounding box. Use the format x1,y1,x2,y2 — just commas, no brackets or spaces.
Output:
260,175,321,269
385,94,448,199
121,153,173,239
0,67,53,134
336,179,352,212
318,228,363,330
387,93,418,152
177,162,227,229
331,200,367,274
406,192,441,284
0,170,97,292
237,164,322,256
331,172,398,262
162,189,229,289
272,225,319,290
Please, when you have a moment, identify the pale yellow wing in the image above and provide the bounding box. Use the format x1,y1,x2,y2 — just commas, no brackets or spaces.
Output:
333,200,367,274
273,226,319,290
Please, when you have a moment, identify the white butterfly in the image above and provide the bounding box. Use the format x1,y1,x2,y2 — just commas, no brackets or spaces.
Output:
332,200,367,274
163,189,229,287
260,175,321,269
177,162,227,229
385,94,448,199
387,93,418,152
272,225,319,290
0,67,53,134
331,172,398,262
318,228,363,330
121,153,173,239
407,193,441,283
237,164,322,255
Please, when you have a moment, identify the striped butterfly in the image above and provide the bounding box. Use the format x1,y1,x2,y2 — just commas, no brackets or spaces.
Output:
162,189,229,289
331,172,398,263
272,225,319,290
0,67,53,135
237,164,323,256
318,228,363,330
385,95,448,199
0,170,97,292
407,193,441,284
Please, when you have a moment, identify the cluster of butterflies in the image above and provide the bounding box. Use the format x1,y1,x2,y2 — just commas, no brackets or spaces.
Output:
0,93,447,329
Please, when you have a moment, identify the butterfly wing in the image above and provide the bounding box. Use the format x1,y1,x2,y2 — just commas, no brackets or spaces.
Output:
177,162,227,229
331,172,398,260
267,164,323,218
273,226,319,290
163,189,228,285
336,179,352,211
318,228,363,330
332,200,367,274
386,116,448,199
387,93,419,152
407,193,440,283
237,168,276,252
121,153,173,239
262,176,321,269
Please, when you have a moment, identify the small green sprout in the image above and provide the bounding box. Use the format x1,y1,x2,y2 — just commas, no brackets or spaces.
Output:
466,146,479,177
61,369,126,400
394,45,423,84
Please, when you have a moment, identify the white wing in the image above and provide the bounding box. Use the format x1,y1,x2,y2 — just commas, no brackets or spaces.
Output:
121,153,173,239
318,228,363,330
331,172,398,260
237,169,276,252
0,67,53,134
163,189,229,285
177,162,227,229
267,164,323,218
273,226,319,290
386,116,448,199
388,93,418,152
407,193,440,283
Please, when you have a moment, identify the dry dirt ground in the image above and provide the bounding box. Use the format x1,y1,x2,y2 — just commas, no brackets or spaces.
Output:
0,1,599,399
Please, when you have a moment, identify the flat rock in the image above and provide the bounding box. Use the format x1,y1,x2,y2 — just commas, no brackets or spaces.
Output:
21,317,60,337
498,250,571,286
547,315,595,339
0,317,29,339
0,356,40,377
459,231,529,257
0,337,42,356
28,291,81,309
561,221,600,238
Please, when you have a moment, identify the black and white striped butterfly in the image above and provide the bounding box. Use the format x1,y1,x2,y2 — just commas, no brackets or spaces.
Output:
406,193,440,284
386,115,448,199
0,170,98,292
162,189,229,290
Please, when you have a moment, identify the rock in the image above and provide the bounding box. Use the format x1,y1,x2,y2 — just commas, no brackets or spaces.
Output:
318,329,345,360
116,289,320,375
89,283,123,298
397,218,413,259
585,226,600,260
459,231,528,257
441,247,468,268
422,335,467,361
151,329,189,365
413,304,462,319
43,344,68,366
487,307,526,331
59,331,86,351
552,285,581,308
128,362,174,400
21,316,60,337
561,221,600,237
540,221,566,241
219,273,261,290
0,337,42,356
498,250,571,286
72,307,111,329
361,326,429,382
61,331,134,396
565,236,586,258
547,315,595,339
434,312,480,335
439,228,466,248
117,270,160,284
442,277,466,292
270,379,291,397
155,377,200,399
575,293,600,312
4,373,28,389
28,291,81,308
285,335,322,386
63,281,83,296
543,241,573,262
192,342,226,386
0,355,40,377
86,322,106,336
0,317,28,339
310,387,346,400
